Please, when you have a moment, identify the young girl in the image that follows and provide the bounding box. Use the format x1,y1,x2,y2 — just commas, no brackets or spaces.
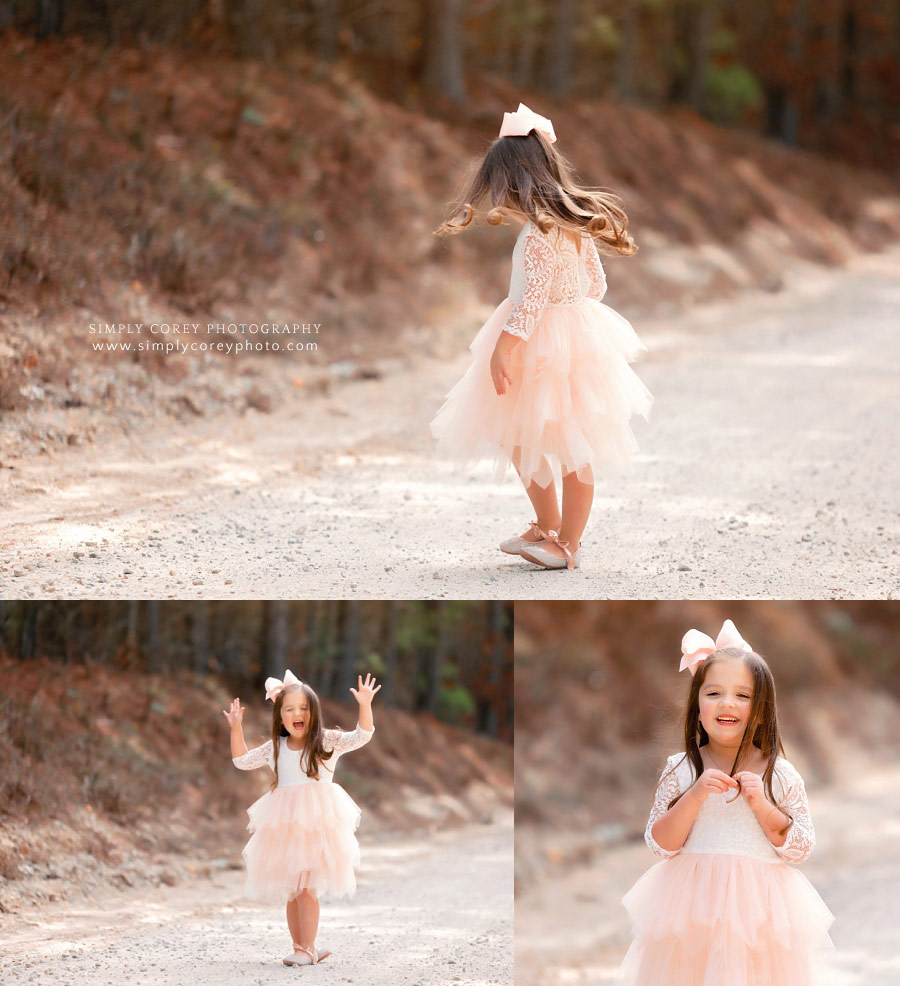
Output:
223,669,380,968
430,101,652,570
617,620,834,986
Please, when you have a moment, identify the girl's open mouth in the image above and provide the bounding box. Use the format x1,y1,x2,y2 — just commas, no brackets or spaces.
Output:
716,715,739,725
292,720,305,730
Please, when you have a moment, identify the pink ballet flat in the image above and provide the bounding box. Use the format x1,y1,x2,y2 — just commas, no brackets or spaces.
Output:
283,944,331,966
520,530,581,570
499,520,547,555
283,944,305,966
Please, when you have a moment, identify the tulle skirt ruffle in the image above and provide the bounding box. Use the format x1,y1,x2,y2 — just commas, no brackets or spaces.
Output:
430,297,653,489
617,853,835,986
241,781,362,903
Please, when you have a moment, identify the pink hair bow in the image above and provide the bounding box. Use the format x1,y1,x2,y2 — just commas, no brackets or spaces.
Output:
264,668,302,702
499,102,557,143
680,619,751,676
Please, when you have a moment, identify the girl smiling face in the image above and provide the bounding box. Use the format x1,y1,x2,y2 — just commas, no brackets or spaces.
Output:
669,645,783,804
698,657,754,750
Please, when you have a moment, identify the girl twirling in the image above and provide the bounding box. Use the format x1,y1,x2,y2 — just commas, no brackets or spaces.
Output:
430,102,652,570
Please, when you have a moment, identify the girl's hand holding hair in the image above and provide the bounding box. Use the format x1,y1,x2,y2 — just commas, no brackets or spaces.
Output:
733,770,765,808
651,767,738,853
734,770,792,847
349,673,381,732
688,768,739,804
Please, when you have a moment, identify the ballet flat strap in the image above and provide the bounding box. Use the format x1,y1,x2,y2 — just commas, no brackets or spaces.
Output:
544,529,576,570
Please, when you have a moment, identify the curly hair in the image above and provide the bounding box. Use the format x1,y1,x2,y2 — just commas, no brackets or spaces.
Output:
435,127,636,256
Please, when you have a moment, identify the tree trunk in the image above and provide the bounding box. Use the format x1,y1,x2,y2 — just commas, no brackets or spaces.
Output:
688,0,715,114
240,0,263,57
306,601,322,680
340,602,360,696
487,601,507,737
191,601,210,674
19,603,39,660
615,0,640,102
839,3,858,107
814,0,842,126
383,601,400,706
513,2,539,89
261,600,290,680
145,601,161,672
313,0,340,62
427,603,449,717
322,600,339,697
782,0,808,145
125,600,139,667
421,0,467,105
36,0,64,39
544,0,576,96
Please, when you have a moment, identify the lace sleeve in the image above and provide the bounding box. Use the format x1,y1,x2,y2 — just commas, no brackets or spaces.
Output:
645,754,689,859
324,725,375,756
583,236,608,301
232,739,274,770
502,226,556,341
772,760,816,863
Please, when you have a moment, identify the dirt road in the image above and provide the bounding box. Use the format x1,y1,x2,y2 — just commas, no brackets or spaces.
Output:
0,819,512,986
3,250,899,600
515,765,900,986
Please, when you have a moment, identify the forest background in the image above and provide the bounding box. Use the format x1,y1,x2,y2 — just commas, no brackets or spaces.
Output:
2,0,898,453
0,599,514,914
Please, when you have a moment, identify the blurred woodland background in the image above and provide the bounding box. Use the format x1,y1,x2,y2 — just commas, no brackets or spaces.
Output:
515,599,900,888
515,600,900,985
2,2,899,458
6,0,898,160
0,599,513,914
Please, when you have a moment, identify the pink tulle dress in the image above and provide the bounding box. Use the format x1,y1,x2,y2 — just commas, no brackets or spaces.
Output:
430,220,652,489
231,725,374,902
617,753,834,986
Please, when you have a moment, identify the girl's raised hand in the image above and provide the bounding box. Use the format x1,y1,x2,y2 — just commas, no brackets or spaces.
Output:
222,697,244,729
688,768,738,804
734,771,766,808
349,673,382,706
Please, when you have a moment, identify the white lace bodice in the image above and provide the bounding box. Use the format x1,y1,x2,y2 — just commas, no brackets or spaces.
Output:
232,725,374,787
503,220,608,341
645,753,815,864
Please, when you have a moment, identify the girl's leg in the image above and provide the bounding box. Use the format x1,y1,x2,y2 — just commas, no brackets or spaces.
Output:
540,467,594,560
522,478,562,539
286,895,303,947
512,447,561,538
295,889,320,950
560,466,594,548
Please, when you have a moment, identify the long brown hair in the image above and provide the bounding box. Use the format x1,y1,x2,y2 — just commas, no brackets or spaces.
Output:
664,647,793,836
435,128,636,256
270,682,333,790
